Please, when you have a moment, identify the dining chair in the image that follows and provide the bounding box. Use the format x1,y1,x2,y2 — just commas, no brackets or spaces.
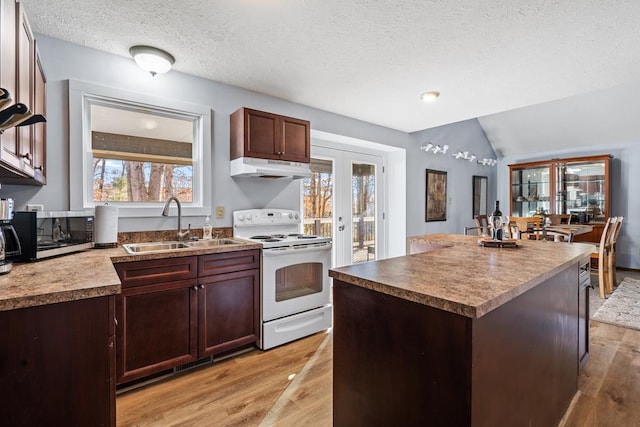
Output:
507,221,519,239
464,226,485,236
590,216,617,299
547,214,572,225
540,229,574,242
512,216,543,240
474,215,489,236
606,216,624,293
467,215,490,237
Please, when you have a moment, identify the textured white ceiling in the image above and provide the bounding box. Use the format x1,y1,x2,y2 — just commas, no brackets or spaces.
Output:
20,0,640,134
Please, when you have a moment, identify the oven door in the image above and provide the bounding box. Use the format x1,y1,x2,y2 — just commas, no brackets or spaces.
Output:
262,242,332,322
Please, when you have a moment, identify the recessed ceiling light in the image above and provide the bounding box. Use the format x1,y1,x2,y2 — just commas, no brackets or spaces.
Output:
420,91,440,102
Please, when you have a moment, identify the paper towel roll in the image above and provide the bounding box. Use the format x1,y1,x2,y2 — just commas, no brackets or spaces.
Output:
95,204,119,247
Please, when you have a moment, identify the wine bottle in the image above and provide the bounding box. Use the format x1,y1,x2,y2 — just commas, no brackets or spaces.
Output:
491,201,503,240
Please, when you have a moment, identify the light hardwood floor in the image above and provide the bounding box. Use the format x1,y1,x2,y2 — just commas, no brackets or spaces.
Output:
118,320,640,427
116,331,333,427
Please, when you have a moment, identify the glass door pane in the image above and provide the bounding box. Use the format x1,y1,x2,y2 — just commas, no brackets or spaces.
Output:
511,165,552,217
302,158,334,239
306,146,384,267
563,160,607,223
351,162,376,264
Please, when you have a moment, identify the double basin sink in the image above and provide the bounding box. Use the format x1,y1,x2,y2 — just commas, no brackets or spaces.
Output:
123,238,244,254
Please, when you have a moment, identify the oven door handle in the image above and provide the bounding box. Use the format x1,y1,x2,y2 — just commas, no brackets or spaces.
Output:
262,242,332,256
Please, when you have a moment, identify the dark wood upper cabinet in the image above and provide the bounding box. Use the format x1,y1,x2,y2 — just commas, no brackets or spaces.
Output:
231,107,310,163
0,0,46,184
0,0,20,174
16,2,33,170
32,40,46,182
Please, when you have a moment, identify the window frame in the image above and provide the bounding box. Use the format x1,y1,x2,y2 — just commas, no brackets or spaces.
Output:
69,80,212,218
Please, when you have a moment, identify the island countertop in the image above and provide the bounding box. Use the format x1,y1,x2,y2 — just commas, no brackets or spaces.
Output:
329,233,593,318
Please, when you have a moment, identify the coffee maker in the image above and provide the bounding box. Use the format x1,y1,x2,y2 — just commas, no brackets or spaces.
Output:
0,198,22,274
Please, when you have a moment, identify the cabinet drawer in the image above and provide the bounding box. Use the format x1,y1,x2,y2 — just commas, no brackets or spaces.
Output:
115,257,197,288
198,249,260,277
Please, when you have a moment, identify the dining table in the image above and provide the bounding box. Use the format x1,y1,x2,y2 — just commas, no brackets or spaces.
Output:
546,224,593,236
515,223,594,241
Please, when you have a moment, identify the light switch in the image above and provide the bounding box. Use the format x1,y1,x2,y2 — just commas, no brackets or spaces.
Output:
215,206,225,219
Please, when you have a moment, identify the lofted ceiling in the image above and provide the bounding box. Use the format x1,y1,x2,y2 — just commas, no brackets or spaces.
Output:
20,0,640,154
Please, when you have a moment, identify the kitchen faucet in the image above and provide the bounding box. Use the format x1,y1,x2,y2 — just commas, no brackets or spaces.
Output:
162,196,190,241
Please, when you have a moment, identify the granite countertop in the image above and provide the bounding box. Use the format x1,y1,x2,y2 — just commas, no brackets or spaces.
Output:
0,239,262,312
329,234,593,319
0,248,122,312
109,238,262,263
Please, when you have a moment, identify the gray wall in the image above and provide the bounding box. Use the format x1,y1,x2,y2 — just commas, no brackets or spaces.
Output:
407,120,498,237
0,35,497,248
0,35,408,232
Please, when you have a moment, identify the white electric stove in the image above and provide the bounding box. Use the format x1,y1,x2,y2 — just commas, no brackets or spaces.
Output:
233,209,332,349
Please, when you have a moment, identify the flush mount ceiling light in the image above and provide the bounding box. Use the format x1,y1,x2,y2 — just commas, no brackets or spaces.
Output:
419,91,440,103
129,45,175,76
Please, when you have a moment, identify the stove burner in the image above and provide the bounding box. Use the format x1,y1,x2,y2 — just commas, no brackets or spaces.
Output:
250,235,272,240
271,234,286,239
297,235,318,239
263,238,282,242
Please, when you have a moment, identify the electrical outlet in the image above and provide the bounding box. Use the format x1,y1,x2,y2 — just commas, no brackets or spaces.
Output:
26,204,44,211
215,206,225,219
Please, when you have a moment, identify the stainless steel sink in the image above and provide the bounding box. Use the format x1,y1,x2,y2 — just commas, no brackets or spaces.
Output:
122,239,244,254
185,239,243,248
123,241,190,254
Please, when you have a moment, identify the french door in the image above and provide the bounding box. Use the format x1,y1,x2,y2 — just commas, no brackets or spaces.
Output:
303,146,384,267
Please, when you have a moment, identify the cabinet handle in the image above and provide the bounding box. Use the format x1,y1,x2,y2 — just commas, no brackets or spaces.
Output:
20,152,32,161
114,318,118,326
193,285,198,290
200,285,204,289
35,165,43,172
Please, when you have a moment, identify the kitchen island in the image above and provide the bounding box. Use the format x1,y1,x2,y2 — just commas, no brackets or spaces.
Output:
329,234,593,427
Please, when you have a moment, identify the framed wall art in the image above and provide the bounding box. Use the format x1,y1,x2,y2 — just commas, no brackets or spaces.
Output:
425,169,447,222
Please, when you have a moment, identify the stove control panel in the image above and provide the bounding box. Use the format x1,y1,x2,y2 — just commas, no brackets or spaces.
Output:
233,209,300,227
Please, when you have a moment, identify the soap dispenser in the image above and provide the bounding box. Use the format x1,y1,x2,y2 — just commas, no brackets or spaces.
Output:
203,215,213,240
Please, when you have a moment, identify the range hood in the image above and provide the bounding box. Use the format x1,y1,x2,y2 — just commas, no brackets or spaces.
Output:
230,157,311,179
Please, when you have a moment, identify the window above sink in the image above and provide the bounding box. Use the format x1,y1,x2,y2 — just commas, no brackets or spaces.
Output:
68,80,212,218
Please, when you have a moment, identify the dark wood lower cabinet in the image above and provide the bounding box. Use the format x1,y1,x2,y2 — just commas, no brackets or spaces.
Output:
114,250,260,385
116,279,198,384
199,268,260,356
0,296,115,426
